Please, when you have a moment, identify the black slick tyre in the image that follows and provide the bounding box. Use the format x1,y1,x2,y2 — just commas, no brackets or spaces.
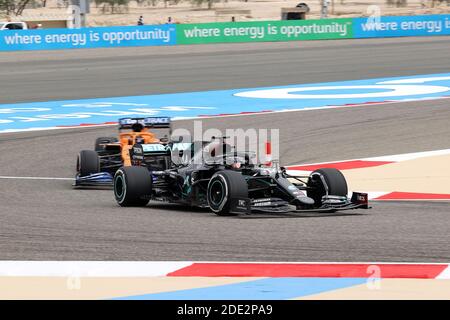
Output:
114,166,152,207
207,170,248,216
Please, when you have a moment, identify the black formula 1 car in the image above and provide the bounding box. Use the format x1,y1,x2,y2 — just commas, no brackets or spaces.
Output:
112,137,369,216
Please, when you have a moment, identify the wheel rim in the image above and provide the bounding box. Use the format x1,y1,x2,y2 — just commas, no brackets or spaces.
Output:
209,180,225,206
114,174,125,200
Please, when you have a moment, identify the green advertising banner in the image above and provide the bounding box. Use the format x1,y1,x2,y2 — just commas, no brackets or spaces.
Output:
176,18,353,44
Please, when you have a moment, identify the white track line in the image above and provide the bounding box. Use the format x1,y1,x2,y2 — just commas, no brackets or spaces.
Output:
287,148,450,168
0,261,193,277
0,176,73,181
0,123,117,134
366,149,450,162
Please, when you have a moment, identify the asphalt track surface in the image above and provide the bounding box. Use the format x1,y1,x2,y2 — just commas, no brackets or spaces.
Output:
0,37,449,261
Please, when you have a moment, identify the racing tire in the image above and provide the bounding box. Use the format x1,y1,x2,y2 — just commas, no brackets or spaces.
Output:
114,166,152,207
77,150,100,177
95,137,118,152
307,168,348,206
207,170,248,216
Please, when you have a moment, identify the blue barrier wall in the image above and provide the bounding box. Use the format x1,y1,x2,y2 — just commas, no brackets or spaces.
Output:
0,24,176,51
1,14,450,51
353,14,450,38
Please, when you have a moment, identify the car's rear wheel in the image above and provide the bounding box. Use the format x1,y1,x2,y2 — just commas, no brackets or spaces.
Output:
95,137,118,152
114,166,152,207
307,168,348,206
77,150,100,177
207,170,248,216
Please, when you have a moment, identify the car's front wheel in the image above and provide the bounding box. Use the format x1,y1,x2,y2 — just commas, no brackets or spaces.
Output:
207,170,248,216
77,150,100,177
307,168,348,206
114,166,152,207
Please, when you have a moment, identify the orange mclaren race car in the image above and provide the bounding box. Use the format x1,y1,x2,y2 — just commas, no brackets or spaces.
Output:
75,117,171,186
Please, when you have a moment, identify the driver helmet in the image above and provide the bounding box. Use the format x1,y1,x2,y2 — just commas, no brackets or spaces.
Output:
131,122,144,133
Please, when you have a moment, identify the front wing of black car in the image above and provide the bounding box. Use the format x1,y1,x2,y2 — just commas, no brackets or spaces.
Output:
230,192,370,215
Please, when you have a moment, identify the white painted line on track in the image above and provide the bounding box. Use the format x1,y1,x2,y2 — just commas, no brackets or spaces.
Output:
0,176,74,181
287,148,450,169
0,261,193,277
0,123,117,134
365,149,450,162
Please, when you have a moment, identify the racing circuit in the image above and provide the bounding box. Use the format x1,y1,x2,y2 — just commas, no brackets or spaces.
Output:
0,36,449,264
